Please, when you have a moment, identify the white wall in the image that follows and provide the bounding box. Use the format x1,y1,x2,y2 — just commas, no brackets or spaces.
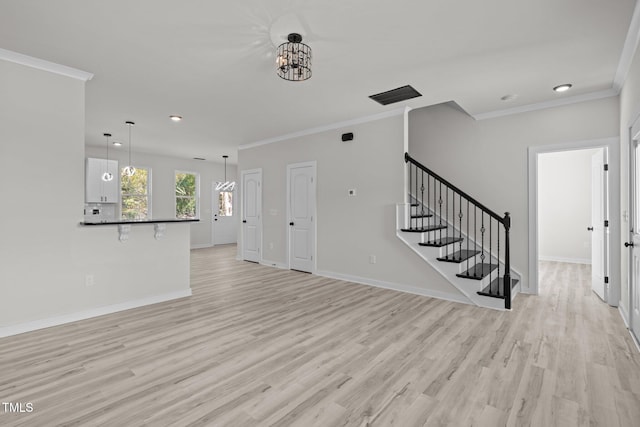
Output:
85,147,238,248
538,149,599,264
0,58,191,336
408,98,620,293
238,114,467,302
619,34,640,314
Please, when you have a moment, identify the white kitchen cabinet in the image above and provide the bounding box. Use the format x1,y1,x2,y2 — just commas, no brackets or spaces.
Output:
86,158,119,203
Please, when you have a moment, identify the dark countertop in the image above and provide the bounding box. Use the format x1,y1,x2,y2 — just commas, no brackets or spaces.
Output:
81,218,200,226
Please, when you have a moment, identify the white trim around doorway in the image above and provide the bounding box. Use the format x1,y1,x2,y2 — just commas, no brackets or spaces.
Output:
528,137,620,303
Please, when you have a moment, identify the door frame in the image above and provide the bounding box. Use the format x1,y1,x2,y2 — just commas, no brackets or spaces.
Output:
286,161,317,273
240,168,263,263
627,113,640,344
528,137,620,302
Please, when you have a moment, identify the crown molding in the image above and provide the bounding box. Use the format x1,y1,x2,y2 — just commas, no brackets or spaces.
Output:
613,0,640,92
0,48,93,82
239,107,407,150
471,88,619,121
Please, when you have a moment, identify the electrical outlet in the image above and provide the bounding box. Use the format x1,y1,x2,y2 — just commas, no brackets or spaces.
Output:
369,255,376,264
85,274,94,287
269,242,274,250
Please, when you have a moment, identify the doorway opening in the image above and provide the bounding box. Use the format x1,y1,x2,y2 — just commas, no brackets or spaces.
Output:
528,138,620,303
537,148,606,299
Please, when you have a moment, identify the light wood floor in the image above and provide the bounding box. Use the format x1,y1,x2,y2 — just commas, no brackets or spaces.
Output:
1,247,639,426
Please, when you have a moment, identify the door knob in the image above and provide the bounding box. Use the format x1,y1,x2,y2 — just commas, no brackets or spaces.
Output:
625,242,634,247
214,219,218,221
289,222,294,226
587,227,594,231
242,220,247,223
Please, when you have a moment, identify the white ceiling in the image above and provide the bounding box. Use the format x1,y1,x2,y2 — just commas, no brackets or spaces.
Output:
0,0,637,164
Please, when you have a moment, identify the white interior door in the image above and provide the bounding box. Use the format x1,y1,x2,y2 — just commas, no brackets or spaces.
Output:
591,148,608,301
211,186,237,245
288,162,316,273
629,121,640,340
242,170,261,262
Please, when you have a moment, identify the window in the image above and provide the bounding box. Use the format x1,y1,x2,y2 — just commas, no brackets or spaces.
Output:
176,171,198,219
218,191,233,216
121,167,150,220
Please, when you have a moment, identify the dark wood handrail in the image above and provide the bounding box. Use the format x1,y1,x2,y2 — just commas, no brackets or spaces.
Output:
405,152,507,224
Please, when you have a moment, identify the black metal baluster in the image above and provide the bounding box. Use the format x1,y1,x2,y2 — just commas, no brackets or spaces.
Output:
497,225,501,295
408,162,412,229
480,212,485,281
452,188,455,260
466,198,470,274
426,174,430,239
433,177,437,237
415,162,418,230
473,205,477,277
489,218,493,294
438,181,443,241
420,170,424,231
459,194,463,254
446,186,449,258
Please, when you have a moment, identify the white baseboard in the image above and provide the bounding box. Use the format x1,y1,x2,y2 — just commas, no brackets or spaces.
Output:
191,243,214,250
538,255,591,264
619,304,630,328
260,259,288,269
630,331,640,353
315,270,471,306
0,289,192,338
617,305,640,353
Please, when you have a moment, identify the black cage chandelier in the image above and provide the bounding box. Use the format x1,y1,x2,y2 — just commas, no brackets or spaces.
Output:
276,33,312,81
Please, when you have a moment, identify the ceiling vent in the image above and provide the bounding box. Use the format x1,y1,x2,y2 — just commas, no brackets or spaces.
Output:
369,85,422,105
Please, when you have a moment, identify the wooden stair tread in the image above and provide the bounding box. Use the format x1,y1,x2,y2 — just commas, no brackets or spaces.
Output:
456,263,498,280
419,236,463,247
437,250,479,263
477,277,520,299
401,224,447,233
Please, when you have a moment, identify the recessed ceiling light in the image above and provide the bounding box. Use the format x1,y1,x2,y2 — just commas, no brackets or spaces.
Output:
500,94,518,102
170,115,182,122
112,141,122,147
553,84,572,93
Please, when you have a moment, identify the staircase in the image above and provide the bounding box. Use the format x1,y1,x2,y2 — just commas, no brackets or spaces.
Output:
397,153,520,310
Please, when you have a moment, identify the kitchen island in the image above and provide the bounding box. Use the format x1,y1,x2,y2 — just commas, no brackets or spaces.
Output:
4,218,199,337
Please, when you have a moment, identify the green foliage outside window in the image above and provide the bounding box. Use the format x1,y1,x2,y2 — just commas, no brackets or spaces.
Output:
176,172,197,219
121,168,149,220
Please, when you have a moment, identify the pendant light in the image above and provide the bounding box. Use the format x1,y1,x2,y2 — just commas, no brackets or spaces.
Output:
122,121,136,177
215,155,236,191
101,133,114,182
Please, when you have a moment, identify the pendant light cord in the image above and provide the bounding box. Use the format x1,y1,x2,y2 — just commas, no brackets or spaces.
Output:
128,123,132,166
105,134,110,162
